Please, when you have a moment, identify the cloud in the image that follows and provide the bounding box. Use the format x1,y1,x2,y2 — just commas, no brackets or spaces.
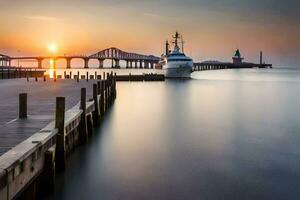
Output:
24,15,60,21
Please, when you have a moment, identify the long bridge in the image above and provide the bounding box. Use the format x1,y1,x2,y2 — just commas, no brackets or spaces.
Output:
0,47,160,69
1,48,272,71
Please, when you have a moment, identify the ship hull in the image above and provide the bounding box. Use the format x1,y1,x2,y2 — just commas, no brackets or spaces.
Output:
163,62,193,78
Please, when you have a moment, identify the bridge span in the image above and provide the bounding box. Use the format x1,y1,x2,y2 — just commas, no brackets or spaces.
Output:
1,47,160,69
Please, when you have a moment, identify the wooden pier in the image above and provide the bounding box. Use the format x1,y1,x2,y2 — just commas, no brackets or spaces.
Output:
193,62,272,71
0,67,45,79
0,74,116,199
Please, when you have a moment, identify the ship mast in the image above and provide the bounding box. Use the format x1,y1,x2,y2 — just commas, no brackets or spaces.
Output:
165,40,170,56
172,31,180,51
181,35,185,53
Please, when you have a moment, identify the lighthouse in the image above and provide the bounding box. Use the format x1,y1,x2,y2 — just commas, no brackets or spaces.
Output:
232,49,244,64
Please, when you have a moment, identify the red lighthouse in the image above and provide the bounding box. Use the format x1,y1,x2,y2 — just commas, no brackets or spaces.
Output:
232,49,244,64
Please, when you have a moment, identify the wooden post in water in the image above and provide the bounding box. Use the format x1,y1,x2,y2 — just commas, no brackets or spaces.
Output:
64,71,66,79
100,80,105,118
55,97,66,172
26,70,29,82
54,71,57,82
97,81,101,94
70,71,72,79
79,88,88,143
77,71,79,82
43,75,46,82
86,71,89,82
39,147,55,196
19,93,27,119
87,114,93,137
93,84,100,125
104,79,108,112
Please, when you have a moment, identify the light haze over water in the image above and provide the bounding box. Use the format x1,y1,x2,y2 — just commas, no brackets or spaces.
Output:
51,69,300,200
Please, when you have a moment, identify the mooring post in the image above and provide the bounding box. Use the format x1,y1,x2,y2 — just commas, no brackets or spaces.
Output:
79,88,88,143
105,79,108,111
35,75,38,82
43,75,46,82
113,74,117,99
55,97,66,172
19,93,27,119
54,71,57,82
77,71,79,82
100,80,105,117
70,71,72,79
18,68,21,78
64,71,66,79
87,114,93,137
39,147,55,196
97,81,101,95
86,71,89,82
93,84,100,125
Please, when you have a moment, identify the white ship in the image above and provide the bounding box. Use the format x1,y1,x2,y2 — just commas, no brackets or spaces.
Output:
161,32,194,78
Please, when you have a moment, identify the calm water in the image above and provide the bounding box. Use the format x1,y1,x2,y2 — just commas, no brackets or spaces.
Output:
51,69,300,200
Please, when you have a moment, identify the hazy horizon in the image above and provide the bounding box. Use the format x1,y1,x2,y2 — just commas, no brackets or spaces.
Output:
0,0,299,67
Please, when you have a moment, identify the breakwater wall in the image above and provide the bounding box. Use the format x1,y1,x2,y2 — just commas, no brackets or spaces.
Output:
0,73,116,199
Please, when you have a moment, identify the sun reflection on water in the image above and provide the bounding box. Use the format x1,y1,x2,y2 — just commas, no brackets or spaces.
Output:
49,59,55,78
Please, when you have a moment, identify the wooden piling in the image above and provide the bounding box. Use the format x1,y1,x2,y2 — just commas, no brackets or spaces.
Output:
86,71,89,82
100,80,105,118
19,93,27,119
97,81,101,95
87,114,93,137
38,147,55,196
55,97,66,172
93,84,100,125
54,71,57,82
79,88,88,143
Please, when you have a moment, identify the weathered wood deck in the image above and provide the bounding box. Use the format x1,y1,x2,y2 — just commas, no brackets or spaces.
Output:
0,78,97,156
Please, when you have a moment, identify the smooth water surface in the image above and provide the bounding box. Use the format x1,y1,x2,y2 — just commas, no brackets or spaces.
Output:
51,69,300,200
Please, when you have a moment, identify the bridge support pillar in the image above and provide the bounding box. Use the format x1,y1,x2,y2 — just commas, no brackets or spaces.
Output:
115,59,120,68
135,60,138,68
150,62,154,69
98,59,104,68
66,58,71,69
111,59,114,68
37,58,43,69
144,61,149,69
139,60,143,68
84,58,89,68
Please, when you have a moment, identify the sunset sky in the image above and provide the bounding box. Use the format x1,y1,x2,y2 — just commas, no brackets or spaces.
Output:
0,0,299,67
